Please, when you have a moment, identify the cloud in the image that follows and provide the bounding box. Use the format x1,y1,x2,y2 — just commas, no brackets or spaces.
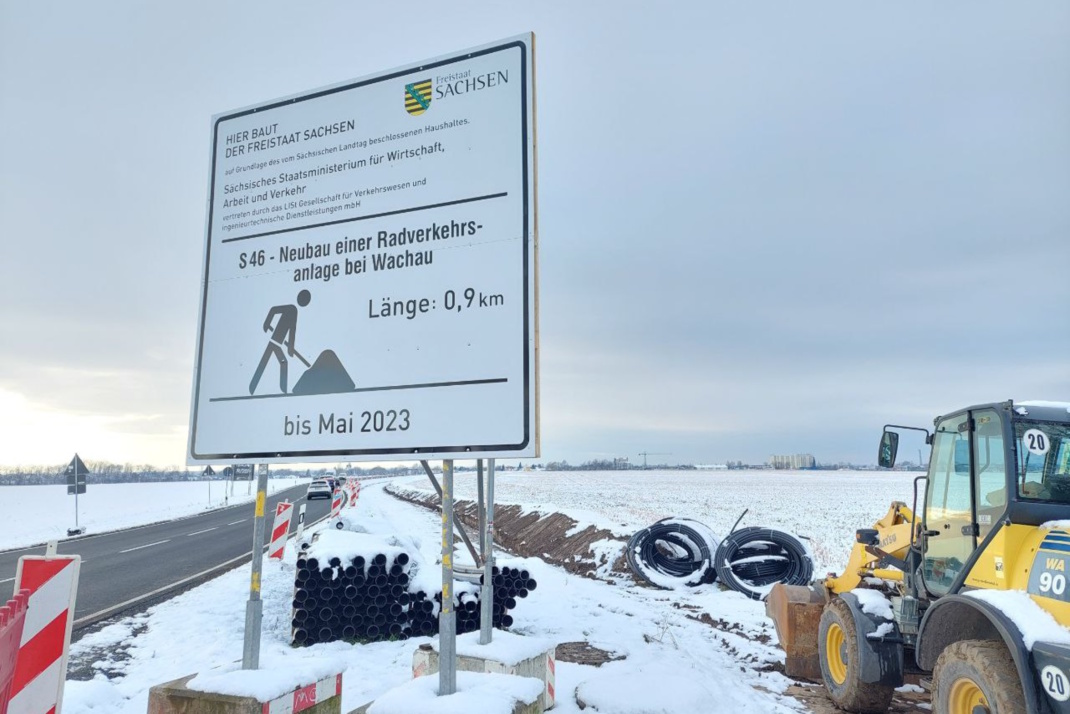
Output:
1,1,1068,467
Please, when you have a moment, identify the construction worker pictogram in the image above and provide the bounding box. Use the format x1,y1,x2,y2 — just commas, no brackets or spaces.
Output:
250,290,312,395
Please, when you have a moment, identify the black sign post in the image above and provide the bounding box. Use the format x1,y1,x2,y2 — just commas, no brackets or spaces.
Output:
203,465,216,505
64,454,90,535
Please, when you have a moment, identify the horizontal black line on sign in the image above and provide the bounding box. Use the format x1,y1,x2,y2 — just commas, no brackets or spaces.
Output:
209,377,508,403
219,192,507,244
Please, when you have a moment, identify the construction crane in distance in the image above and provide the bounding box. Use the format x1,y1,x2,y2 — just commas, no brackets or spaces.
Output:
637,452,672,469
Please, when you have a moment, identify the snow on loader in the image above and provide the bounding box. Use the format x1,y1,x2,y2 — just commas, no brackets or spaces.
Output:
766,400,1070,714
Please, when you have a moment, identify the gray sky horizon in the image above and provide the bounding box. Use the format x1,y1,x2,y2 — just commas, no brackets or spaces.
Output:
1,2,1067,469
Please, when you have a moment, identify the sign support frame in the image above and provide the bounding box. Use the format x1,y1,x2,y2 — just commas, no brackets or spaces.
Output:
439,459,457,695
479,458,496,645
242,463,269,669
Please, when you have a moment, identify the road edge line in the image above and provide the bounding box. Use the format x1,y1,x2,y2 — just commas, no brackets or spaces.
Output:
71,511,330,634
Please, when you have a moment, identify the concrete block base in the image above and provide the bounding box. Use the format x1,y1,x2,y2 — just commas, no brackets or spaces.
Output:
413,639,555,711
148,673,342,714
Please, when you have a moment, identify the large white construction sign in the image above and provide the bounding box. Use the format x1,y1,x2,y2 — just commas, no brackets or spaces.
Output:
189,34,537,463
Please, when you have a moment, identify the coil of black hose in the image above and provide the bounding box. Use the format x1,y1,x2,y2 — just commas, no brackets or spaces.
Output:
714,526,813,601
626,518,718,588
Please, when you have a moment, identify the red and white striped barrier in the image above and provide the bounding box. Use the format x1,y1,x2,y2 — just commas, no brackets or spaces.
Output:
545,649,556,707
8,556,80,714
268,501,294,561
345,480,359,508
262,673,341,714
0,589,31,713
330,491,343,519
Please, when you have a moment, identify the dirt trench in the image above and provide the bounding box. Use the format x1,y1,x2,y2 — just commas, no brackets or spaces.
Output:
385,484,630,578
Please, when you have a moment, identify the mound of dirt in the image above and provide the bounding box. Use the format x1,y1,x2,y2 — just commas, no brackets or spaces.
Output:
385,485,629,579
292,350,354,395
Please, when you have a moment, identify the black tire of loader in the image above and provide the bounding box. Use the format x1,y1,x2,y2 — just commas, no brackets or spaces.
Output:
817,598,895,713
932,640,1025,714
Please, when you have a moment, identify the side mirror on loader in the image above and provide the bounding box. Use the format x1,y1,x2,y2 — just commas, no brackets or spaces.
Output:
878,431,899,468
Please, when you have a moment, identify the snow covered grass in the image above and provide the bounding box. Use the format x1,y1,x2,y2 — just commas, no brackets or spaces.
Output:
394,469,920,574
0,478,304,550
64,480,805,714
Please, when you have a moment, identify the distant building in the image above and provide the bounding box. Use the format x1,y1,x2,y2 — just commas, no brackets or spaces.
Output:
768,454,816,470
695,464,728,470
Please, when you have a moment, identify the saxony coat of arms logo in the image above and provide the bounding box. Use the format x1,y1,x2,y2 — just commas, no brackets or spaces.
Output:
404,80,432,116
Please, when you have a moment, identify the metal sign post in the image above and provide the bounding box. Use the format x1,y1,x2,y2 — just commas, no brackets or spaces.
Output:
63,454,89,535
480,458,496,644
203,465,215,506
477,460,486,556
440,459,456,695
242,463,269,669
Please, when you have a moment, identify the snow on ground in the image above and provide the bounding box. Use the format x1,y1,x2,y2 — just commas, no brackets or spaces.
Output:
395,469,920,573
64,479,810,714
0,478,304,551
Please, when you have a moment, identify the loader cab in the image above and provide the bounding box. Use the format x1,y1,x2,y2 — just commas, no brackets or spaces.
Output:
915,401,1070,598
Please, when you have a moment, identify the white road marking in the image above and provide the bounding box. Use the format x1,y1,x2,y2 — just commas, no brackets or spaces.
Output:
0,577,14,584
227,519,246,526
187,527,218,536
74,509,333,630
119,540,169,554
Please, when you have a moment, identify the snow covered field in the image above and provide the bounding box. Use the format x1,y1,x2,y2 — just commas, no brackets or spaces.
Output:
65,479,807,714
0,478,304,551
394,469,921,573
53,470,928,713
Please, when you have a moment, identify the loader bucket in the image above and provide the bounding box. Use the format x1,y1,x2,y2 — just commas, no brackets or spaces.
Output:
765,582,827,681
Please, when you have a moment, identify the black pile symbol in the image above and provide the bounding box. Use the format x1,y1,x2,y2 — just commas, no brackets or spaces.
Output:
291,350,355,396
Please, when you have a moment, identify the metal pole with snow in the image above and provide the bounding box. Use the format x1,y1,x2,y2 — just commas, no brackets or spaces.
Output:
477,459,485,555
480,458,496,644
243,463,269,669
64,454,89,536
439,459,456,695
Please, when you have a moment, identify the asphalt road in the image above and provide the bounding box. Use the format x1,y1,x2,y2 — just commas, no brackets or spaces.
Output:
0,482,334,628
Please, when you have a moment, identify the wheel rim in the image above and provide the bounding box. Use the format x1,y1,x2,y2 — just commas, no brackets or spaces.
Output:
948,677,988,714
825,622,848,685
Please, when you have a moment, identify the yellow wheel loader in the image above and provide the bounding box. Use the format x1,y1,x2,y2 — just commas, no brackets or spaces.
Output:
766,400,1070,714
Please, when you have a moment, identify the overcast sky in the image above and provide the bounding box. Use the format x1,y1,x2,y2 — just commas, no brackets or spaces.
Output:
1,2,1067,469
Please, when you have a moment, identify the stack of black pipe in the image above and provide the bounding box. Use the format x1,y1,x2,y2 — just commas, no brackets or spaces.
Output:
484,565,537,630
291,551,415,646
291,552,537,646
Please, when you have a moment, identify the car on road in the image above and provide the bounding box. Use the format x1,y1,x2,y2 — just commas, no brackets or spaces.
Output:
306,480,334,500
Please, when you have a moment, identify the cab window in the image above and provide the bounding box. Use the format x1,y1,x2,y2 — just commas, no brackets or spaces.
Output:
924,414,974,596
1016,421,1070,504
972,410,1006,540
